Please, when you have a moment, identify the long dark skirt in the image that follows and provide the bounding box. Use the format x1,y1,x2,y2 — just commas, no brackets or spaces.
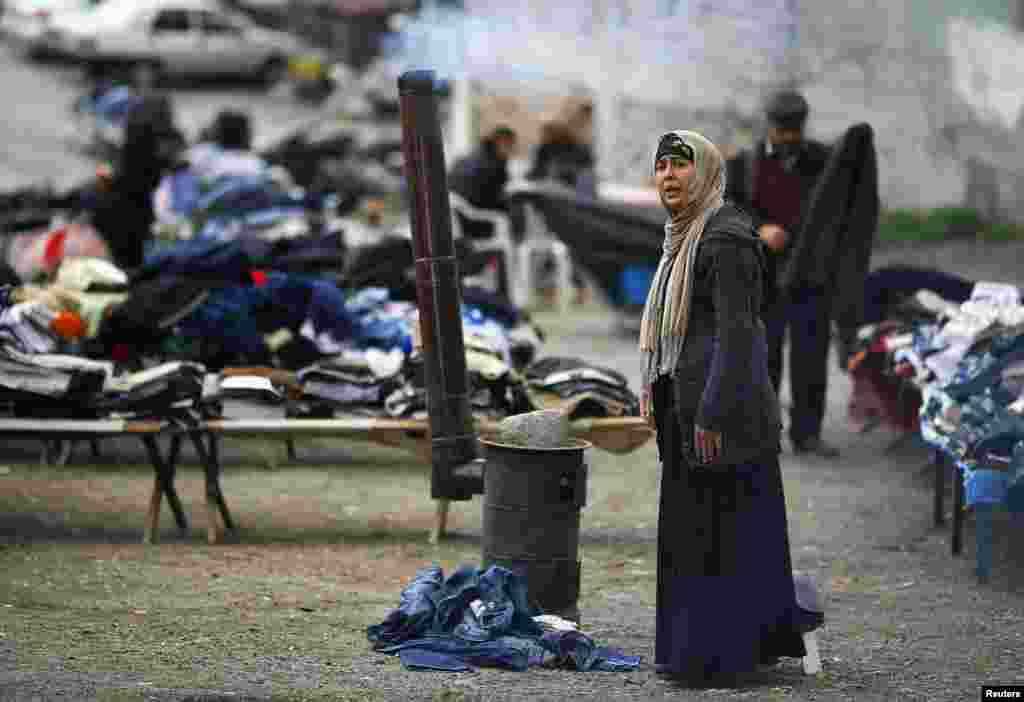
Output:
653,376,807,679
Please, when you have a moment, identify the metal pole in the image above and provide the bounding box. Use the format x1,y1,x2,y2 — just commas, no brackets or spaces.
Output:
398,69,480,502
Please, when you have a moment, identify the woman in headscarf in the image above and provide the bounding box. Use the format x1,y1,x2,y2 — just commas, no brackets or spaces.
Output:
639,130,808,687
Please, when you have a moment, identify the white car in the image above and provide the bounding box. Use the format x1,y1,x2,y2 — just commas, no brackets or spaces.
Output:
0,0,102,57
48,0,305,85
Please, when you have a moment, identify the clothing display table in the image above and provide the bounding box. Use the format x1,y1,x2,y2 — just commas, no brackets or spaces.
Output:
847,277,1024,583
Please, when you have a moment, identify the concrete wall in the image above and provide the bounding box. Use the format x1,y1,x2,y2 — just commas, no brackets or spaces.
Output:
401,0,1024,220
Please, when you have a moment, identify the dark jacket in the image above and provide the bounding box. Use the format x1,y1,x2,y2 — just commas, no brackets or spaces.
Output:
725,139,830,294
784,123,879,336
448,140,510,212
92,95,185,270
670,203,783,466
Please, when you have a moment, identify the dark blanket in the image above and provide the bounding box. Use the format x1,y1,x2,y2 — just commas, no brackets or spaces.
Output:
778,123,880,334
861,266,975,325
507,184,665,304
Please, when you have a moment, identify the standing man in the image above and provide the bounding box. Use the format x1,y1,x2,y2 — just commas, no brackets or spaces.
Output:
725,90,839,458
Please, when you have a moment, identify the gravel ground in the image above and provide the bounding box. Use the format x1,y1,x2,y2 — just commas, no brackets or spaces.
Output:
1,240,1022,701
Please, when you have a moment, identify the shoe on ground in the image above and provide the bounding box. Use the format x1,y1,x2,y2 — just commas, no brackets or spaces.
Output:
792,436,840,458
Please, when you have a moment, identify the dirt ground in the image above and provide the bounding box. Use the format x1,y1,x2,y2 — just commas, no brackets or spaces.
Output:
2,239,1024,701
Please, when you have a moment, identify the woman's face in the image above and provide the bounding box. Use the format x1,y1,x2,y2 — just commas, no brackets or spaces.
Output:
655,155,695,214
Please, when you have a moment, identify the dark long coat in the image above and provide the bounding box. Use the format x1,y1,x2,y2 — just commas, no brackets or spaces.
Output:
662,203,782,466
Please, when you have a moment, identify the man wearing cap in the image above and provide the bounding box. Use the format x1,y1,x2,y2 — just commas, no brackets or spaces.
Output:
725,90,838,458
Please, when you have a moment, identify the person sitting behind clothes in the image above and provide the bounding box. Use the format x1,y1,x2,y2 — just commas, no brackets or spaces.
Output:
447,125,519,241
187,109,268,182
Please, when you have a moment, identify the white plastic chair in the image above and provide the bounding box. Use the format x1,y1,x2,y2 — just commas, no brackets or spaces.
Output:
514,200,573,313
447,191,520,304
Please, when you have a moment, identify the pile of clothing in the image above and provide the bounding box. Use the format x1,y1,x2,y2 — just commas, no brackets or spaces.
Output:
847,272,1024,511
367,564,640,673
0,330,208,423
0,229,645,428
383,337,534,421
153,167,313,243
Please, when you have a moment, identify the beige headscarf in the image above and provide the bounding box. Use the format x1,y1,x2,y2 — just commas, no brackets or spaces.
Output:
639,130,726,387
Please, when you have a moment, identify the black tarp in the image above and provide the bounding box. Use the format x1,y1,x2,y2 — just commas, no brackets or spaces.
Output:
507,184,665,307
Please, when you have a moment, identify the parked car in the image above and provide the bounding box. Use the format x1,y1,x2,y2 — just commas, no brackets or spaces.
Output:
0,0,103,58
46,0,305,86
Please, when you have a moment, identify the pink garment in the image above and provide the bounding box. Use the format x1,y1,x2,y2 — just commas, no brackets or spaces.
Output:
6,222,111,282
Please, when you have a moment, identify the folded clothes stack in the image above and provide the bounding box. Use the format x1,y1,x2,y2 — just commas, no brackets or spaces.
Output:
524,357,641,419
97,362,208,421
297,348,405,417
384,343,533,421
0,344,110,418
209,375,288,420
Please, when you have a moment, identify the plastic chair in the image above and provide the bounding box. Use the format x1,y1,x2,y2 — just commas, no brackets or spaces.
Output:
447,192,518,303
513,197,573,313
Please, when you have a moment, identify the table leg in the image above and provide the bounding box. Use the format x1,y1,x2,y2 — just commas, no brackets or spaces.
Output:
188,432,235,540
286,439,297,461
934,451,945,527
975,503,993,583
167,434,183,470
189,432,222,545
952,462,964,556
429,499,450,545
142,435,187,537
39,440,65,467
54,440,72,466
90,439,102,459
145,471,162,545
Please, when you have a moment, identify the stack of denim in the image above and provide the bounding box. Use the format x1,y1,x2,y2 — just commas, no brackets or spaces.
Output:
367,565,641,673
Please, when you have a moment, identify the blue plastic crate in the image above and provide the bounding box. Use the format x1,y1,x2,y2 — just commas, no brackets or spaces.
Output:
618,264,657,307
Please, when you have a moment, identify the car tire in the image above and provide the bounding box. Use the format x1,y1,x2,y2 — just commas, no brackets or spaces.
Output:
131,61,162,91
260,55,287,88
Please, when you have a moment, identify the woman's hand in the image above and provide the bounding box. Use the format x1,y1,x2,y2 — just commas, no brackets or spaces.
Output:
694,425,723,464
757,223,787,252
640,386,654,427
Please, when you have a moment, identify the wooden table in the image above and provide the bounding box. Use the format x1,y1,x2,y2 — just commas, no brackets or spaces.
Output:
196,415,654,544
1,414,654,545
